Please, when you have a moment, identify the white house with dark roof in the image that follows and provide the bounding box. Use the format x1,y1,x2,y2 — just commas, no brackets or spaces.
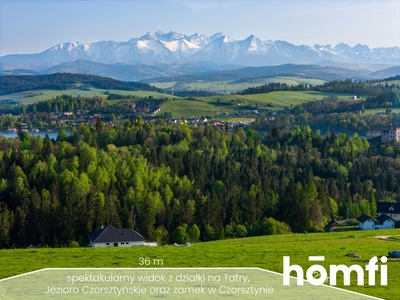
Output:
88,225,145,247
377,202,400,221
357,214,377,230
357,213,395,230
375,214,395,229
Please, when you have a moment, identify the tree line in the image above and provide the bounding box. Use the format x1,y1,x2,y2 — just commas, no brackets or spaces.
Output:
241,78,400,109
240,82,309,94
0,73,165,95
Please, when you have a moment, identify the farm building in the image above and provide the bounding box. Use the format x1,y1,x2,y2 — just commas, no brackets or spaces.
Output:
375,214,395,229
377,202,400,221
357,213,395,230
324,219,341,232
88,225,145,247
357,214,377,230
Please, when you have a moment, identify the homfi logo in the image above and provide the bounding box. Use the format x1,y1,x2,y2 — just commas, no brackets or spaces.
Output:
283,256,387,286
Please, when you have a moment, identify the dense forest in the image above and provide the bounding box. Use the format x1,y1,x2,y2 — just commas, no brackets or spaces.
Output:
250,78,400,134
1,120,400,248
0,94,169,130
240,82,309,94
0,73,165,95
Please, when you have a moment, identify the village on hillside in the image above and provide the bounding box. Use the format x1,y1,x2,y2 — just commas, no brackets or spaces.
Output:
325,202,400,232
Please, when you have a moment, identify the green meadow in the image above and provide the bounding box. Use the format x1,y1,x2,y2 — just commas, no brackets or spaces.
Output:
151,76,327,94
0,87,357,119
0,229,399,299
363,108,400,115
0,88,173,105
159,91,354,118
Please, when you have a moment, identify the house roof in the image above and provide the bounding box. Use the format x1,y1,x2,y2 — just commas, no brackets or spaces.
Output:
376,214,395,224
88,225,145,243
326,219,341,227
357,214,376,223
377,202,400,214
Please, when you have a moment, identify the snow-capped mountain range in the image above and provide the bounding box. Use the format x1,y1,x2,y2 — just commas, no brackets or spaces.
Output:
1,31,399,71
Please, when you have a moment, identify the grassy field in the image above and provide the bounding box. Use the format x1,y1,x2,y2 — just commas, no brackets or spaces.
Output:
363,108,400,115
0,88,173,105
159,91,354,118
0,87,356,120
223,117,255,123
0,229,399,299
151,76,327,94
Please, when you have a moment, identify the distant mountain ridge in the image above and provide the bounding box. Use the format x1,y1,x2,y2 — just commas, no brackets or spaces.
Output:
0,60,244,82
1,31,400,70
141,64,375,84
1,61,398,84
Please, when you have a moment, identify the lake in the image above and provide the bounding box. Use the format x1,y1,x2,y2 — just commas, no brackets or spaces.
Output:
0,131,65,140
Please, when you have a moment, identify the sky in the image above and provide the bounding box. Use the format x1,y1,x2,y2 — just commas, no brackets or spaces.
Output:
0,0,399,56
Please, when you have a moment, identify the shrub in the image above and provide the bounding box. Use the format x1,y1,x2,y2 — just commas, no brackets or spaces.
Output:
187,224,200,242
235,225,248,238
68,241,79,248
261,217,291,235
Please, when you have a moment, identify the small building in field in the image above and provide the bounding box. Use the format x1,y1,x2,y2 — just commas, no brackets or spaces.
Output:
375,214,395,229
377,202,400,221
88,225,145,247
357,214,377,230
357,213,395,230
325,219,341,232
144,242,160,247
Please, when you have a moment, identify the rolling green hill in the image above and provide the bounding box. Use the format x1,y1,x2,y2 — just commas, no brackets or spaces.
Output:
0,88,174,105
151,76,326,94
0,83,354,120
159,91,354,118
2,73,390,122
0,229,399,299
0,73,165,96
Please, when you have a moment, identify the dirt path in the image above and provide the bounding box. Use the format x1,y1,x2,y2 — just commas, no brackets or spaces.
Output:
375,235,400,240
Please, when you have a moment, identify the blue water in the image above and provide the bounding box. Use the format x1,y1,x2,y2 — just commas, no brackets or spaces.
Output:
0,131,63,140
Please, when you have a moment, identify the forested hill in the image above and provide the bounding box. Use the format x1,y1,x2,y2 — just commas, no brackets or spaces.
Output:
0,121,399,248
0,73,165,95
241,76,400,95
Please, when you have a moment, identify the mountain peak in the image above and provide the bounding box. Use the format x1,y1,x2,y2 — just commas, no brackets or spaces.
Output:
140,31,156,40
139,31,187,42
353,43,370,51
164,31,186,40
1,31,399,68
334,43,351,52
244,35,261,44
52,42,79,49
210,32,226,39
